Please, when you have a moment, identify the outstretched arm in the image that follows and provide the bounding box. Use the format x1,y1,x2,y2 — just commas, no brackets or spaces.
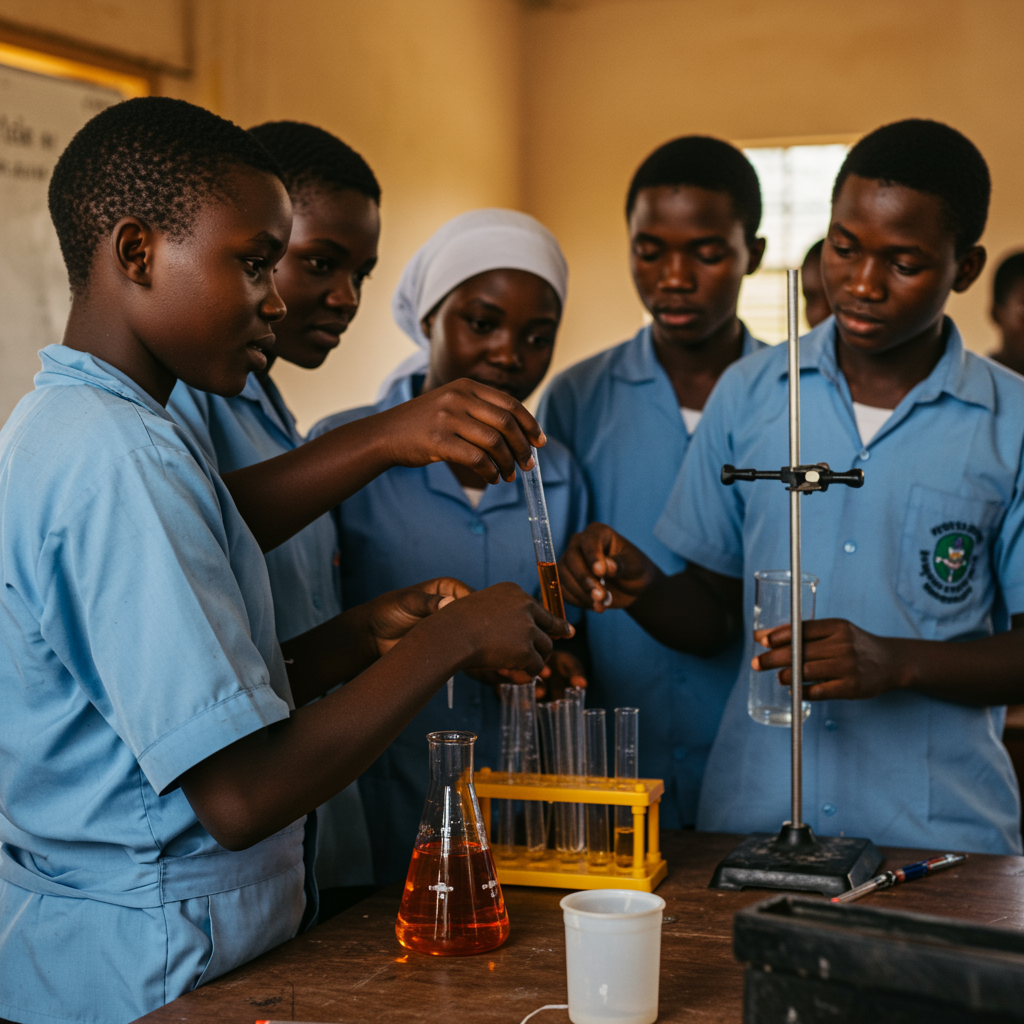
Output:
179,583,573,850
754,613,1024,706
224,379,545,552
559,522,743,656
281,577,473,707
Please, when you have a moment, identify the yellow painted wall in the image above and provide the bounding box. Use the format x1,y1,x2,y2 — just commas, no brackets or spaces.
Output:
521,0,1024,384
168,0,525,431
5,0,1023,429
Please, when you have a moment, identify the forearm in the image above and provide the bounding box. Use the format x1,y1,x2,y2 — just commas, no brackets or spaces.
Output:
222,416,395,552
280,605,380,707
181,615,471,849
627,566,741,656
892,621,1024,706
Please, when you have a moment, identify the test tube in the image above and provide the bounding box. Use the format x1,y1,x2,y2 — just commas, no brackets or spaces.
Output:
522,446,567,620
496,683,546,861
583,708,610,867
614,707,639,873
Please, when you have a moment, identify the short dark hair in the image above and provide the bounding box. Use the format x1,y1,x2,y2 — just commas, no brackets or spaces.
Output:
248,121,380,205
802,239,825,266
832,119,990,256
993,252,1024,307
626,136,762,244
49,96,281,293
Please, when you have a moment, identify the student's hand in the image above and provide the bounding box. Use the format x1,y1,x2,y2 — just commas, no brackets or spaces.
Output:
433,581,574,678
559,523,663,612
478,650,588,700
378,378,544,484
363,577,474,658
752,618,907,701
535,650,588,701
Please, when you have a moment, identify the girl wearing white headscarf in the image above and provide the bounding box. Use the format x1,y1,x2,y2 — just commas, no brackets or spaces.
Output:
309,208,588,885
376,207,568,400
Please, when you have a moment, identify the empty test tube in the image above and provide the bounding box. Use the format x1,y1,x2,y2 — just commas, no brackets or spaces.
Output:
614,707,639,873
583,708,610,866
496,683,546,861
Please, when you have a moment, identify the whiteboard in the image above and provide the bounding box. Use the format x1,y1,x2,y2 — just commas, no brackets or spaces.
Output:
0,64,121,427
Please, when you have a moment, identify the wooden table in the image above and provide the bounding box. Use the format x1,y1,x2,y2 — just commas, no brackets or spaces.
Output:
135,831,1024,1023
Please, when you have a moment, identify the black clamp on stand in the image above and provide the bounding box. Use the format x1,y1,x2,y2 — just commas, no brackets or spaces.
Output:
708,272,881,896
722,463,864,492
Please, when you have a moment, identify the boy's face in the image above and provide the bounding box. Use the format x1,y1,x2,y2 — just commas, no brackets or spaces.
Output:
269,187,380,369
992,277,1024,351
628,185,763,348
422,269,561,403
139,167,293,396
801,252,831,328
823,175,982,356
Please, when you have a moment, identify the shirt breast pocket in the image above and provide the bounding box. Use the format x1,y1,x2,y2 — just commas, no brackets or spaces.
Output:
896,484,1004,639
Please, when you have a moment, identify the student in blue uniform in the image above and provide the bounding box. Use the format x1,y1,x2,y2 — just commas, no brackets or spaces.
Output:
989,250,1024,375
0,99,570,1024
167,121,380,916
537,137,766,828
559,119,1024,855
312,209,590,884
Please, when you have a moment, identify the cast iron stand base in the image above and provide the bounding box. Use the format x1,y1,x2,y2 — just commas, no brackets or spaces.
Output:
709,822,883,897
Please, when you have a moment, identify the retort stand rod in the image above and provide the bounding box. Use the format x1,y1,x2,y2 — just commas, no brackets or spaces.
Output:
786,269,803,829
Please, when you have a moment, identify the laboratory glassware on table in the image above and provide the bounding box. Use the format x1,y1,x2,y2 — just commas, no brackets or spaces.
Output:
748,570,817,726
710,268,880,896
396,730,509,955
495,681,546,862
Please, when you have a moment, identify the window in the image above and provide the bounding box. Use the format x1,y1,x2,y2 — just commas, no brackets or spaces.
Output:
737,141,852,341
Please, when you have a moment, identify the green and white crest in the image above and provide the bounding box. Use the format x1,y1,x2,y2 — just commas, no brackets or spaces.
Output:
933,533,973,584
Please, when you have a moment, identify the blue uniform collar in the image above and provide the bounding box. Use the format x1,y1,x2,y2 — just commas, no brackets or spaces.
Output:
237,372,301,444
35,344,172,420
611,321,762,385
790,316,995,413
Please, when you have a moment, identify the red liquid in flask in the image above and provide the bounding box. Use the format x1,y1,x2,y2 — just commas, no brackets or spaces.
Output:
396,840,509,956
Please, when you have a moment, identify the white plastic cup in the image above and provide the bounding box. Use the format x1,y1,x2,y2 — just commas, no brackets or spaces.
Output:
560,889,666,1024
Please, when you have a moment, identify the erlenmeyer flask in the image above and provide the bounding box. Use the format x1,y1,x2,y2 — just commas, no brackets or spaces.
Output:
396,730,510,956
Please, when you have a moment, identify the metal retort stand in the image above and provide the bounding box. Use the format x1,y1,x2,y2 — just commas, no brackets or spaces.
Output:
708,270,882,896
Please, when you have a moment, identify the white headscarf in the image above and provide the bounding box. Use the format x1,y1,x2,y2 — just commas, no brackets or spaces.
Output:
377,208,568,400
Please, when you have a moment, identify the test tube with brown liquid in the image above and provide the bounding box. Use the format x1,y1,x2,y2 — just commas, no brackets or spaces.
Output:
614,707,639,873
522,446,567,620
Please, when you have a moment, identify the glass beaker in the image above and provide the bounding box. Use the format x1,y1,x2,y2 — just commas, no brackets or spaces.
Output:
748,570,817,727
396,731,510,956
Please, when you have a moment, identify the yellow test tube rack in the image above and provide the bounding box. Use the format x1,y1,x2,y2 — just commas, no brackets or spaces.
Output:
475,768,668,892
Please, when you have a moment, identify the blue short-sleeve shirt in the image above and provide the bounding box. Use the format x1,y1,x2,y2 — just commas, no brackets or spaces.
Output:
311,375,590,884
167,376,371,890
0,346,308,1024
655,317,1024,854
537,324,765,828
167,374,341,643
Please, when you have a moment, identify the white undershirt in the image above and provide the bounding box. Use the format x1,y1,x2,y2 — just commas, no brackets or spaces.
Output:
680,406,703,434
461,484,486,509
852,401,894,446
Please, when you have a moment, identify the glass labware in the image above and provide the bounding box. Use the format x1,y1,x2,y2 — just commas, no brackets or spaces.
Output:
396,731,509,956
583,708,611,867
747,570,817,727
613,707,639,873
495,682,546,862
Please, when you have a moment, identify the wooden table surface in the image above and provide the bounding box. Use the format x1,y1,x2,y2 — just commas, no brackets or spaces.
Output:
135,831,1024,1024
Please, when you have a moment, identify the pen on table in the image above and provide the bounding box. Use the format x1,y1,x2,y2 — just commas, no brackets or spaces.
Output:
831,853,967,903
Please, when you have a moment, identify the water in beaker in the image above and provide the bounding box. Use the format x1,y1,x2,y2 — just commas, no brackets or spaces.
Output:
748,570,817,727
396,731,509,956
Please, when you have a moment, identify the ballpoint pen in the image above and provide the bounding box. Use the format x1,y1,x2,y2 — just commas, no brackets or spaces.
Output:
831,853,966,903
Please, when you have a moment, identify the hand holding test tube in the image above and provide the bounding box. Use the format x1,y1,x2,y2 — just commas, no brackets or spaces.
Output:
523,446,567,621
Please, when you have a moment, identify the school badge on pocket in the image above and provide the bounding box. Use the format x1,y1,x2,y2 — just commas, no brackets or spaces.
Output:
919,522,981,603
